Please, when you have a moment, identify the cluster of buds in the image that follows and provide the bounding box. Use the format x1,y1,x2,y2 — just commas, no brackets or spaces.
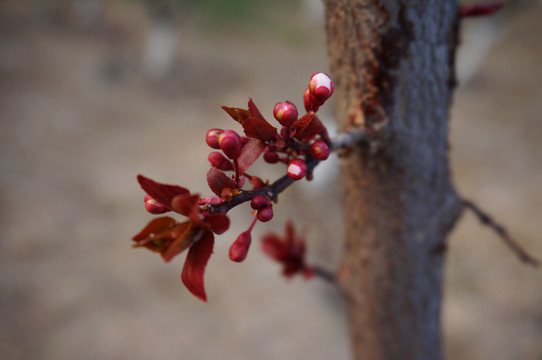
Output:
132,73,335,301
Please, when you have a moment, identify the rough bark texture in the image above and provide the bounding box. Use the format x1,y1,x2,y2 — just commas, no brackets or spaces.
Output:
322,1,464,359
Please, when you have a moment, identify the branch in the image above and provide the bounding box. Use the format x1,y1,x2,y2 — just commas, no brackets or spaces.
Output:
462,199,539,267
330,128,367,151
311,265,337,284
211,129,368,214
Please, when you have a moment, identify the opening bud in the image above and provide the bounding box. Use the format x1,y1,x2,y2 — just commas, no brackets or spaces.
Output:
144,194,169,214
257,205,274,222
309,139,330,161
273,101,298,127
205,128,223,149
308,73,334,106
229,231,252,262
218,130,242,159
287,158,307,181
208,151,234,171
251,195,271,210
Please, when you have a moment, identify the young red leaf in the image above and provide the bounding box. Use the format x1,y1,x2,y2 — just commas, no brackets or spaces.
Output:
132,216,177,242
460,3,503,17
171,193,201,221
242,117,278,142
237,138,266,174
203,213,230,235
295,117,326,142
206,168,235,197
137,175,190,210
181,230,215,302
221,106,250,124
247,98,266,122
162,221,198,262
291,111,316,135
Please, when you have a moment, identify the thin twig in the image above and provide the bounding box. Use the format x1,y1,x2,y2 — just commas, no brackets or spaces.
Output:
463,199,539,267
311,265,337,284
211,129,368,215
330,128,367,151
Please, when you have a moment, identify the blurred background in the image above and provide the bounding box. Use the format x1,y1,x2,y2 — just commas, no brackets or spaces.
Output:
0,0,540,359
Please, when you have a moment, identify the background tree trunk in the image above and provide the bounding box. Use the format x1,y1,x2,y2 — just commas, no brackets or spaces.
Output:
323,1,464,359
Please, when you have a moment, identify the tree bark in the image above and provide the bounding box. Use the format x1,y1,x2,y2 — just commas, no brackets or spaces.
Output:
322,1,463,359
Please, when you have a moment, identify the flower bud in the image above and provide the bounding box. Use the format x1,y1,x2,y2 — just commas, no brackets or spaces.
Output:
273,101,298,127
251,195,271,210
257,205,274,222
229,231,252,262
218,130,242,159
308,73,334,106
287,158,307,181
309,139,330,161
208,151,234,171
303,87,319,113
144,194,169,214
263,150,279,164
205,128,223,149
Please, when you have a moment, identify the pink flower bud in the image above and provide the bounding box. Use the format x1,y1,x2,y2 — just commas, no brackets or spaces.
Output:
303,87,319,113
309,139,330,160
273,101,298,127
218,130,242,159
205,128,223,149
208,151,234,171
251,195,271,210
287,158,307,181
308,73,334,106
263,150,279,164
257,205,274,222
229,231,252,262
144,194,169,214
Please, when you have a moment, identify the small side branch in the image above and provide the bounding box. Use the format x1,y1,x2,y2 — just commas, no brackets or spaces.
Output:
463,199,539,267
311,265,337,284
211,129,368,215
330,128,367,151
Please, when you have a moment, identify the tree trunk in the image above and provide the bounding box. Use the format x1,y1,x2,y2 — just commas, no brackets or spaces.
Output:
322,1,464,359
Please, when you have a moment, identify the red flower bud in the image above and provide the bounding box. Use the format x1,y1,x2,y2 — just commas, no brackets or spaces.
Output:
205,128,223,149
308,73,334,106
287,158,307,181
229,231,252,262
218,130,242,159
273,101,298,127
257,205,274,222
208,151,234,171
263,150,279,164
251,195,271,210
303,87,319,113
144,194,169,214
309,139,330,161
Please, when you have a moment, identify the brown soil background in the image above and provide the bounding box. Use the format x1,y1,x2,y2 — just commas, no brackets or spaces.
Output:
1,1,541,359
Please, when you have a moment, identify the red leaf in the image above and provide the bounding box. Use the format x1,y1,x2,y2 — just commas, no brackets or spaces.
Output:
248,98,265,121
137,175,190,210
181,230,215,302
291,111,315,134
171,193,201,221
203,213,230,235
132,216,177,241
162,222,198,262
242,117,277,142
221,106,250,124
237,138,265,174
206,168,235,197
295,117,326,142
459,3,503,17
